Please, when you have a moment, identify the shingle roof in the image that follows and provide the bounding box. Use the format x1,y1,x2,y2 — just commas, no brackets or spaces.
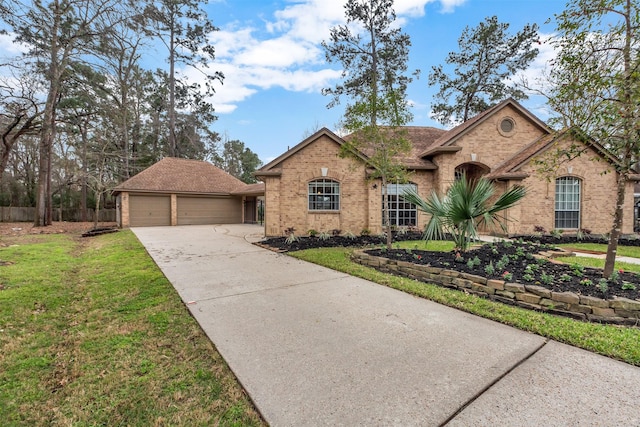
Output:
345,126,444,170
387,126,445,169
114,157,250,194
233,182,265,196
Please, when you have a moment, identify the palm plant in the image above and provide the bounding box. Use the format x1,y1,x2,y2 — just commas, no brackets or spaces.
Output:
402,174,526,252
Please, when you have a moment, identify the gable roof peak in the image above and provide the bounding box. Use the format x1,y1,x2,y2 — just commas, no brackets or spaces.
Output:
420,98,551,158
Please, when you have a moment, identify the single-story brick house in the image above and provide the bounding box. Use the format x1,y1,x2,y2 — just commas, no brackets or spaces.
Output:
114,157,264,227
254,99,638,237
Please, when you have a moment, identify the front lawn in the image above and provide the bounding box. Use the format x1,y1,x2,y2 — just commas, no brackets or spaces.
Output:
290,246,640,366
0,231,264,426
558,242,640,259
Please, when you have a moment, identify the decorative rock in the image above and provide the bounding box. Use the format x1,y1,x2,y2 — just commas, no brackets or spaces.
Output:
609,297,640,311
460,273,487,284
495,290,516,299
452,278,473,289
516,293,541,304
524,285,552,298
440,270,460,278
504,282,525,293
579,295,610,309
551,291,580,305
471,283,495,295
591,307,616,317
613,309,640,319
515,301,542,311
487,279,505,291
566,304,593,314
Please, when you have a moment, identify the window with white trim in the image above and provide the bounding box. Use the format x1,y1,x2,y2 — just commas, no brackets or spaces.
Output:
384,183,417,227
555,177,581,229
308,179,340,211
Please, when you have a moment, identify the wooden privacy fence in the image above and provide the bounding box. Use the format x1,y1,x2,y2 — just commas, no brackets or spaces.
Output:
0,207,116,222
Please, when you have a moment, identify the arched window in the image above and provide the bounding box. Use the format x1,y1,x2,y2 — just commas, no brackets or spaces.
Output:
555,177,581,229
308,179,340,211
385,183,417,227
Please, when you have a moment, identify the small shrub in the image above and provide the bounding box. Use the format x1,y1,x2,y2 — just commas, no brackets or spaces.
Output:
533,225,546,234
550,229,563,238
580,278,593,287
571,264,585,277
484,261,495,276
502,271,513,281
466,259,475,269
525,252,534,260
559,274,572,282
331,229,342,236
454,252,465,263
344,231,357,240
522,273,534,282
609,270,620,282
622,282,637,290
318,231,331,241
472,256,481,266
285,233,298,244
360,228,371,236
527,263,540,272
307,229,318,237
540,273,554,285
502,240,513,248
597,279,609,294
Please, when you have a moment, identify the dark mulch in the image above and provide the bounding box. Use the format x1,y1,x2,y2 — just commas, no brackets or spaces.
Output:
259,232,424,252
258,234,640,301
81,227,119,237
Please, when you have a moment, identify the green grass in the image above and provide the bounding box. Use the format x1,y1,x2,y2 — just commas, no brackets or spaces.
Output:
290,247,640,366
558,242,640,258
387,239,455,251
0,231,264,427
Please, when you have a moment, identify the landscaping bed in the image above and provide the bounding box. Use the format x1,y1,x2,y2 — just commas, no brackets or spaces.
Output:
258,235,640,321
363,240,639,301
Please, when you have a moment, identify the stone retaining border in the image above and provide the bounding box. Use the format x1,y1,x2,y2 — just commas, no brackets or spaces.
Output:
352,250,640,326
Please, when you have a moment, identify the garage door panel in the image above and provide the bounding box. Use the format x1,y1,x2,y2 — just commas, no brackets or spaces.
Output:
177,196,241,225
129,195,171,227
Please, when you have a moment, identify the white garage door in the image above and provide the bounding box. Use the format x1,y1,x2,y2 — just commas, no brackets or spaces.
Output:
177,196,242,225
129,195,171,227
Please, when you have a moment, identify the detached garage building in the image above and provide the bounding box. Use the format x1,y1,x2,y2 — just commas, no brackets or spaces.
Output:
114,157,264,227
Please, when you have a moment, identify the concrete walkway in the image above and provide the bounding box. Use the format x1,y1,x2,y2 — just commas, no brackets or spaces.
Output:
133,225,640,426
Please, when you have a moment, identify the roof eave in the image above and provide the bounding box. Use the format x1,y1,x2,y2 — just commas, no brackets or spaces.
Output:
419,146,462,158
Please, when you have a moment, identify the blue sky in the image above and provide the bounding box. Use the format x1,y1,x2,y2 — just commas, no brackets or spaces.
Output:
200,0,568,164
0,0,568,164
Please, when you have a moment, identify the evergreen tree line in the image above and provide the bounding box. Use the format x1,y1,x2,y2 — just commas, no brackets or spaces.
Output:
0,0,261,223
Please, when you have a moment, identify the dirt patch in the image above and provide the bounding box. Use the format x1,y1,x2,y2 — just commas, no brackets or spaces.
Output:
0,222,117,237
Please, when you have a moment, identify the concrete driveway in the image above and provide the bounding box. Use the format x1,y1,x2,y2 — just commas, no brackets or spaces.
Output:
133,224,640,426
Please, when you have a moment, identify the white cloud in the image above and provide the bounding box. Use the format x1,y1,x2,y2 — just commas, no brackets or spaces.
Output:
438,0,468,13
512,33,557,95
200,0,466,114
0,32,29,57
